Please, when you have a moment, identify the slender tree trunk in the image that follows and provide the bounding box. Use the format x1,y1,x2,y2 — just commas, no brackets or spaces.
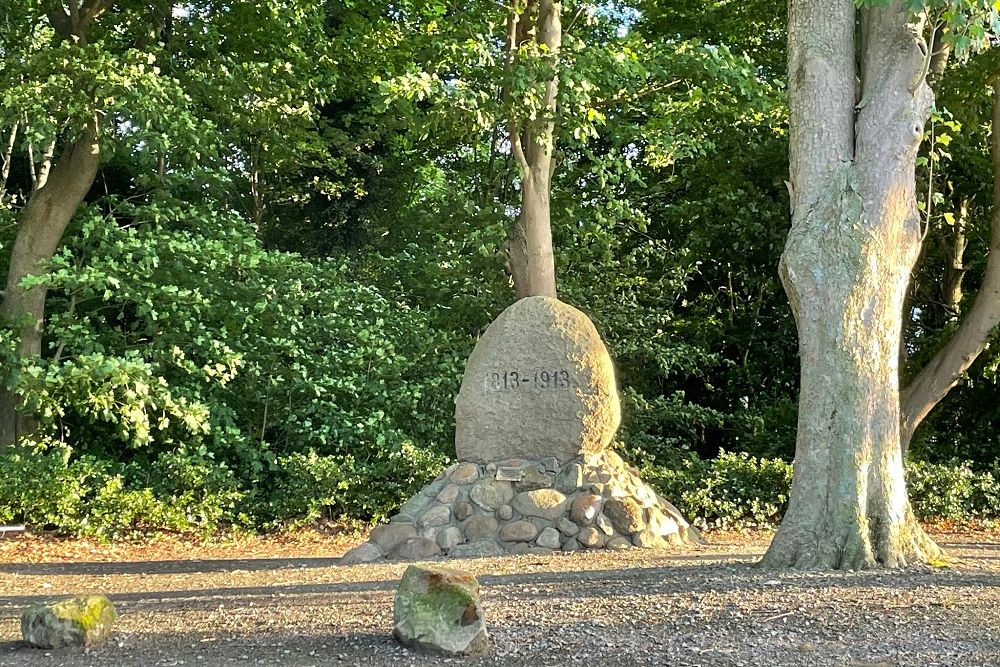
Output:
34,138,57,192
249,145,266,230
761,0,941,569
899,81,1000,455
0,123,18,195
940,197,970,321
26,137,37,190
0,122,101,448
929,29,951,79
504,0,559,299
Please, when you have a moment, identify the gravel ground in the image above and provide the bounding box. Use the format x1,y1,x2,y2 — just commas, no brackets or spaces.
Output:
1,530,998,666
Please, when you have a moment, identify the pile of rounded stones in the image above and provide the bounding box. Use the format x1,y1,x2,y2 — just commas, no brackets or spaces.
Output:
342,450,703,563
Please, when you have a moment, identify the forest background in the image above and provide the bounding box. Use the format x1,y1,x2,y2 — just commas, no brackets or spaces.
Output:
1,0,997,538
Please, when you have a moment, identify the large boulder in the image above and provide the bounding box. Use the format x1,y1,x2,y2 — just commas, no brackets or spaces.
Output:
21,595,117,649
455,297,621,464
391,537,441,560
393,565,490,656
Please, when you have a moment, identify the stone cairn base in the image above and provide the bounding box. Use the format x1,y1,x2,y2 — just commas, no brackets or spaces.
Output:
342,450,703,563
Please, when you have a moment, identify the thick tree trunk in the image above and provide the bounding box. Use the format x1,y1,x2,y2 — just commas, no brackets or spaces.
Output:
761,0,941,569
505,0,559,299
899,81,1000,455
0,123,101,448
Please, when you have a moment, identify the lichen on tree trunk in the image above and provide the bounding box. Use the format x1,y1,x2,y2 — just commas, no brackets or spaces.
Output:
762,168,940,569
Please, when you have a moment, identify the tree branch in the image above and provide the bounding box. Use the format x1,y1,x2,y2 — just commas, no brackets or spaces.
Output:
26,136,37,190
509,122,529,175
563,4,586,34
68,0,80,29
504,3,529,174
44,4,72,39
900,78,1000,453
77,0,112,37
34,138,57,192
46,0,111,43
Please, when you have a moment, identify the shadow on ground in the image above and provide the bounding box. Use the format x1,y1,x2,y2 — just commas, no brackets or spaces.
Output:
0,551,761,576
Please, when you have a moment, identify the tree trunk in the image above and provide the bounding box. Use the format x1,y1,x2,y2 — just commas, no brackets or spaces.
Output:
504,0,559,299
899,81,1000,455
0,122,101,448
0,123,17,195
0,2,110,449
940,197,969,322
761,0,941,569
508,168,557,299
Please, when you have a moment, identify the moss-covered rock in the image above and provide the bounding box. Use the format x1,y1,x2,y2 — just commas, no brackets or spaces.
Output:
21,595,117,649
393,564,489,655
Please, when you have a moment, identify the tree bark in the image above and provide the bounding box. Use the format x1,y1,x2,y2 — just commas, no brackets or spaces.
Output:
33,138,57,192
509,168,557,299
505,0,559,299
0,121,101,448
761,0,941,569
899,81,1000,455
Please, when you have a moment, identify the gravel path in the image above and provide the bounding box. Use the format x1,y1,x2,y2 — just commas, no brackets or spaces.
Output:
1,530,998,666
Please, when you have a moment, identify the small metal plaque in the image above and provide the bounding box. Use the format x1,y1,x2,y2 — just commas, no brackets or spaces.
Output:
495,467,524,481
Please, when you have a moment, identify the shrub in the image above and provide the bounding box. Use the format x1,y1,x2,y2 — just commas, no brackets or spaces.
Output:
0,444,237,538
642,450,792,529
0,204,458,536
642,452,1000,529
906,460,1000,521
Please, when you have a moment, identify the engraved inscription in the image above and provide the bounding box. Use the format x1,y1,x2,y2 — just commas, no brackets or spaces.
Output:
484,369,571,391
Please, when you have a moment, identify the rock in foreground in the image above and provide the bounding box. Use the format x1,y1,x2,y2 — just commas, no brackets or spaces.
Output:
21,595,117,649
393,565,489,656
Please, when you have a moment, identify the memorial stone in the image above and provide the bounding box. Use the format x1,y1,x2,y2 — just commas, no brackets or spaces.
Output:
455,297,621,464
341,297,701,563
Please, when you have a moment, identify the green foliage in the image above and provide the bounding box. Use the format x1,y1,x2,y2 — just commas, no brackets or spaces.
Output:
906,460,1000,521
904,46,1000,463
267,441,445,527
641,451,793,529
1,0,997,539
0,198,453,534
0,445,241,538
